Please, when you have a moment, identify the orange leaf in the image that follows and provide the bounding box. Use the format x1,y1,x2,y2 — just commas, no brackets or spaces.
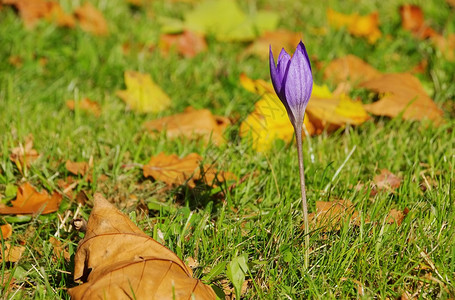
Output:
49,236,70,262
323,55,381,86
74,2,108,36
0,183,62,215
68,193,216,299
143,152,202,186
66,98,101,117
308,200,360,232
143,107,230,145
9,135,40,170
361,73,444,124
242,30,302,60
3,0,75,28
159,30,207,58
0,243,25,263
65,160,90,176
1,224,12,239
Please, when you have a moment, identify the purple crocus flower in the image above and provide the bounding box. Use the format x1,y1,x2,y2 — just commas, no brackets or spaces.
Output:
269,41,313,128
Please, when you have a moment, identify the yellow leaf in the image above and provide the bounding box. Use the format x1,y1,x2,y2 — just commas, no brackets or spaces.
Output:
327,8,381,43
116,71,171,113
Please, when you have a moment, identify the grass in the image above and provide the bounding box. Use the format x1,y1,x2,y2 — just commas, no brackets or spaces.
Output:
1,0,454,298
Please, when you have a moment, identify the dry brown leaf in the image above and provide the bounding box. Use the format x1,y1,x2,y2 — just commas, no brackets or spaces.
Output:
66,98,101,117
361,73,444,124
9,135,40,169
74,2,108,36
49,236,70,262
196,164,237,187
3,0,75,28
399,5,454,61
65,160,89,177
0,243,25,263
242,30,302,60
385,208,408,226
159,30,207,58
68,193,216,299
143,152,202,186
144,107,230,145
308,200,361,232
0,182,62,215
8,55,23,67
373,169,402,193
1,224,12,239
323,55,381,86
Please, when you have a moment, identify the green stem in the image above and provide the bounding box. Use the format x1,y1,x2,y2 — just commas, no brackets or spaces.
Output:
294,124,309,269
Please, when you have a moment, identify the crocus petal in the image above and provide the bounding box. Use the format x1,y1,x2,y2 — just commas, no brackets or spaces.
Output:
283,42,313,123
269,46,281,96
276,48,291,90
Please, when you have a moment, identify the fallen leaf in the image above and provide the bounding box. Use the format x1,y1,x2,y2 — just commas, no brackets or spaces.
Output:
308,200,360,231
399,4,436,39
327,8,381,43
242,30,302,60
323,55,381,86
1,224,13,239
66,98,101,117
116,71,171,113
3,0,75,28
159,30,207,58
49,236,70,262
361,73,444,124
239,74,369,151
196,164,237,187
65,160,89,177
9,135,40,170
8,55,23,67
68,193,216,299
74,2,108,36
385,208,408,226
0,183,62,215
161,0,279,42
399,5,454,61
143,107,230,145
0,243,25,263
143,152,202,186
372,169,402,194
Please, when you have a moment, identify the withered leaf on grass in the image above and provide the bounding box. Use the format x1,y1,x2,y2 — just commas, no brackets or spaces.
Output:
74,2,108,36
3,0,75,28
327,8,381,43
373,169,402,194
66,98,101,117
65,160,89,177
144,107,231,145
10,135,40,168
361,73,444,124
143,152,202,186
116,71,172,113
308,200,408,232
323,55,381,86
1,224,13,239
242,30,302,60
159,30,207,58
0,243,25,263
0,182,62,215
68,193,216,299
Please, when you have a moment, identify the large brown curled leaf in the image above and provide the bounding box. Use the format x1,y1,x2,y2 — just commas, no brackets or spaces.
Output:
361,73,444,124
68,193,215,299
0,182,62,215
323,55,381,86
144,107,230,145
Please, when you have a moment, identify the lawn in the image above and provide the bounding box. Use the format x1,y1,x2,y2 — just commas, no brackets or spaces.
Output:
0,0,454,299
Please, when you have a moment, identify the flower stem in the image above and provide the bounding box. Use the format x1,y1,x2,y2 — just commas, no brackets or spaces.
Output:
294,124,309,269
